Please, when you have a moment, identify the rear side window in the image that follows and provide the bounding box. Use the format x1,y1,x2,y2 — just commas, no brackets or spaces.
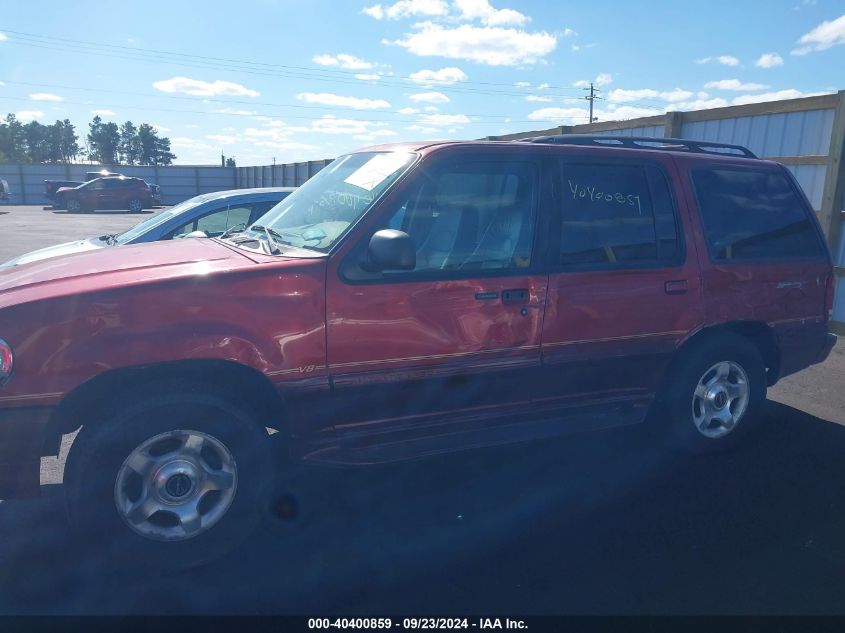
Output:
558,162,680,268
691,167,823,261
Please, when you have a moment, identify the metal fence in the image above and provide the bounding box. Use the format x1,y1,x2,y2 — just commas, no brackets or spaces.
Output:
0,158,334,206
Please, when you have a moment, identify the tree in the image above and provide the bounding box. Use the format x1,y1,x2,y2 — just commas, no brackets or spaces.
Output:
225,157,236,167
23,121,51,163
138,124,175,165
0,114,28,162
0,113,172,165
55,119,81,163
118,121,140,165
87,116,120,164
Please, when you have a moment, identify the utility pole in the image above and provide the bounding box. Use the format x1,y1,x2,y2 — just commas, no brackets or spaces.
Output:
583,82,602,123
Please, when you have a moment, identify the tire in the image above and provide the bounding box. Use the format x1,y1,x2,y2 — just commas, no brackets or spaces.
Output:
65,198,81,213
650,333,766,453
128,198,144,213
63,390,273,570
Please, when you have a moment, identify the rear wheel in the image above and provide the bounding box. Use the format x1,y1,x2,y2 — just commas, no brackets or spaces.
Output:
128,198,144,213
63,390,273,569
651,333,766,453
65,198,81,213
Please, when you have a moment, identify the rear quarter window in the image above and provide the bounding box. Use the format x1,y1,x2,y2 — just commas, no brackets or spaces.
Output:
691,166,824,261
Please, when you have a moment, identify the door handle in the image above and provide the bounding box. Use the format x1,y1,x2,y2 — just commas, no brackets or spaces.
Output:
502,288,530,304
664,280,688,295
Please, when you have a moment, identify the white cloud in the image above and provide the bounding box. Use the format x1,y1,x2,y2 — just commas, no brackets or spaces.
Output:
704,79,769,91
153,76,259,97
537,82,550,90
423,105,439,112
406,124,440,134
312,53,375,70
695,55,740,66
352,129,400,142
574,73,613,89
514,81,531,88
151,124,171,132
29,93,63,102
211,108,257,116
355,73,382,81
0,32,6,41
408,67,468,85
792,14,845,55
668,97,728,111
297,92,391,109
206,134,239,145
731,89,813,105
454,0,529,26
594,73,613,87
418,113,471,126
607,88,693,103
397,107,420,114
525,95,552,102
311,115,385,135
562,28,577,37
91,109,116,116
755,52,784,68
389,21,557,66
362,0,449,20
409,91,450,103
15,110,44,122
527,107,587,122
600,105,662,119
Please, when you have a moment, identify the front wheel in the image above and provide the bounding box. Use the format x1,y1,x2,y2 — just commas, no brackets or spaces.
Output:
65,198,81,213
650,333,766,453
128,198,144,213
63,391,273,569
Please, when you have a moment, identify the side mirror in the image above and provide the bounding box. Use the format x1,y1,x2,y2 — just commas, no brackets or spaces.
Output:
363,229,415,272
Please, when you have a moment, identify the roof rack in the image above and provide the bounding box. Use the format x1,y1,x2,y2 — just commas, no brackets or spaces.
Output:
522,135,757,158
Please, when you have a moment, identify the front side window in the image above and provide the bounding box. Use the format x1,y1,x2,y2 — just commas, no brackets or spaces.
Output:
558,162,680,268
255,152,417,252
691,166,823,261
377,160,538,274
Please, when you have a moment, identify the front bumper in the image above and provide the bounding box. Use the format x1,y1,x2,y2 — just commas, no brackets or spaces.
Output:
0,406,52,498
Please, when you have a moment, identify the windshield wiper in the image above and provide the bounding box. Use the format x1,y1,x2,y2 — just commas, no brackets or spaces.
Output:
98,233,118,246
220,222,247,239
250,225,290,254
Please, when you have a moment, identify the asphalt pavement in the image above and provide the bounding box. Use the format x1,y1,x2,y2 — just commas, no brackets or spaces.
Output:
1,204,845,615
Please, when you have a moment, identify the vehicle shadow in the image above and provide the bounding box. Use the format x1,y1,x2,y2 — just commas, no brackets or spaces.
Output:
2,400,845,615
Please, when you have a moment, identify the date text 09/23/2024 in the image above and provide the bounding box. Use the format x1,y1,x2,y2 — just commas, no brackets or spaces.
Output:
307,618,528,630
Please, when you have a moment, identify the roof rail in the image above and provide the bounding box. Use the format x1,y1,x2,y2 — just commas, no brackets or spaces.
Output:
522,135,757,158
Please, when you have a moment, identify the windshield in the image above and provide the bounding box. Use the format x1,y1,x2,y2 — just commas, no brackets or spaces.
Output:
114,197,208,244
249,151,416,252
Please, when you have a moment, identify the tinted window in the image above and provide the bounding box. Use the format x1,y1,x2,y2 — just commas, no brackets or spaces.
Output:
559,163,680,267
692,167,823,261
381,161,537,273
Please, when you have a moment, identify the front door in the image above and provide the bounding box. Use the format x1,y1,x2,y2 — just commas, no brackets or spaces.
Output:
537,155,703,421
325,155,549,434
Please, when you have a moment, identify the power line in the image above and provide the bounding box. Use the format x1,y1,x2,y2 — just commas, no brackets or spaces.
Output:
0,29,589,100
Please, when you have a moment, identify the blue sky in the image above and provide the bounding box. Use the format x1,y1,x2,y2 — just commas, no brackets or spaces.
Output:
1,0,844,165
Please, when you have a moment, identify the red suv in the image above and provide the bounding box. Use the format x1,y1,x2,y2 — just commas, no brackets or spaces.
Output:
55,176,153,212
0,136,835,567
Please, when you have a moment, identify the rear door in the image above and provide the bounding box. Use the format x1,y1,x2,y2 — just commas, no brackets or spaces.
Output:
537,154,703,419
683,160,831,374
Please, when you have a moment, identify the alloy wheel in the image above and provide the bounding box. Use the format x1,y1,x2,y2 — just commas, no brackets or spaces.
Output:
114,430,238,541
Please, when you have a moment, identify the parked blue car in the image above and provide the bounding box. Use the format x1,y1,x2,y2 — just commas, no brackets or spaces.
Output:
1,187,295,268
